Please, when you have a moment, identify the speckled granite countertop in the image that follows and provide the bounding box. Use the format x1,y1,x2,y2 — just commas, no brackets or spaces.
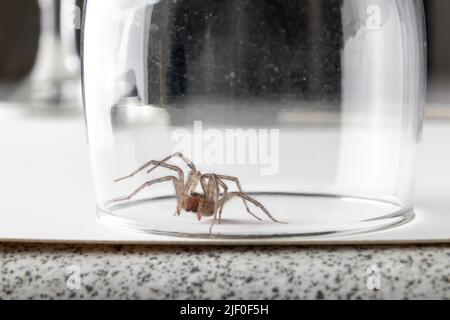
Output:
1,243,449,300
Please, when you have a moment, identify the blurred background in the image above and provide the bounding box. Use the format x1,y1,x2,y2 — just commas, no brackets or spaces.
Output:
0,0,83,109
425,0,450,109
0,0,448,111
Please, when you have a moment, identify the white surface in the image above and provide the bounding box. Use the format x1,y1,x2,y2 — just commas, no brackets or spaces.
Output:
0,111,449,245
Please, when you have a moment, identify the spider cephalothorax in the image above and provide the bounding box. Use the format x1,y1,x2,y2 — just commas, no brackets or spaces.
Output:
113,153,280,233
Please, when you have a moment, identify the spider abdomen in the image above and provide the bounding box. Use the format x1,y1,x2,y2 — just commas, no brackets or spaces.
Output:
184,193,215,217
185,196,200,213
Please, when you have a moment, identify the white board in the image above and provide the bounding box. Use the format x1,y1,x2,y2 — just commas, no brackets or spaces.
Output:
0,107,449,245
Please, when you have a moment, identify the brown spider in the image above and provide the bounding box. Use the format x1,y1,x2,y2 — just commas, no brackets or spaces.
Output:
113,153,280,233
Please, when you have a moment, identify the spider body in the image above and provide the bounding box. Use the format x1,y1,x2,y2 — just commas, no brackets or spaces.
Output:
113,153,280,233
183,193,215,218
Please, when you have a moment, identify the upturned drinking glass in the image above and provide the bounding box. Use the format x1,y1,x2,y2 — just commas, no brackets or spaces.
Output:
82,0,427,238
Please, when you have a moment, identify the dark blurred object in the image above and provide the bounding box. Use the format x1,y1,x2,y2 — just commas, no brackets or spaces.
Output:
146,0,342,106
0,0,40,82
425,0,450,79
424,0,450,108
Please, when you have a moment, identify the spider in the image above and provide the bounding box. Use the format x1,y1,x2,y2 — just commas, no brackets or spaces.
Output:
113,152,281,233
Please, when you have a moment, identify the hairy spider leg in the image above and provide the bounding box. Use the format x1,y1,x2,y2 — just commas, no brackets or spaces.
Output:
208,175,221,234
112,176,178,203
115,160,185,188
199,175,229,224
115,160,186,215
202,174,262,222
146,152,197,176
215,175,256,216
219,192,281,223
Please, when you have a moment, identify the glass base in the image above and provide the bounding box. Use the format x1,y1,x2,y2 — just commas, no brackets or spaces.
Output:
97,193,414,239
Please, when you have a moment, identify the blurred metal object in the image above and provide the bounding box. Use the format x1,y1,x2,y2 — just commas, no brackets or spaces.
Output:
31,0,81,103
4,0,82,109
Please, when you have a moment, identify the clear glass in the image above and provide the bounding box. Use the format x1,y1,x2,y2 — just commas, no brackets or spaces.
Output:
82,0,426,238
